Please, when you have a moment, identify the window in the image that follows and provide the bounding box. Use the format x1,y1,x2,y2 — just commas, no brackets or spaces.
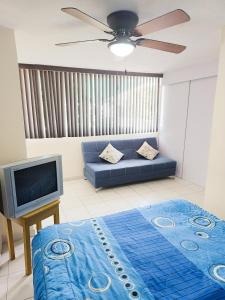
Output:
19,65,162,138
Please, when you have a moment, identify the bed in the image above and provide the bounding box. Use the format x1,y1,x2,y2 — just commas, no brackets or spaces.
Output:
32,200,225,299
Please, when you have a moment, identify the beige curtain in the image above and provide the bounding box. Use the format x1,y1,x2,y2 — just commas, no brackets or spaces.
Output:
19,67,161,138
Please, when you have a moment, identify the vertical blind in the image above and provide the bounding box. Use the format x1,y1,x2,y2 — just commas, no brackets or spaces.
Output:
19,66,161,138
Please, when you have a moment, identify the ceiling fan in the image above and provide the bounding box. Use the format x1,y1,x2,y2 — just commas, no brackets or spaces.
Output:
56,8,190,57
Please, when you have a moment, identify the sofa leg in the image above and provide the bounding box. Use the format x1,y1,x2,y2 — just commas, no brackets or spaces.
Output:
84,177,87,180
95,187,102,192
169,176,176,179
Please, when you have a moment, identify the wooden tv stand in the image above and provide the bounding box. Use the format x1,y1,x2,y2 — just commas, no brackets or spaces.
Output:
5,199,60,275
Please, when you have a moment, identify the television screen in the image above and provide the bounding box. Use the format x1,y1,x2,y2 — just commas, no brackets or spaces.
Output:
14,161,58,207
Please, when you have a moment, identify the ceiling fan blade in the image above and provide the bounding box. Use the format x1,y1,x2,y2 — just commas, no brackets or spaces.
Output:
61,7,110,32
134,9,190,36
55,39,109,47
136,38,186,53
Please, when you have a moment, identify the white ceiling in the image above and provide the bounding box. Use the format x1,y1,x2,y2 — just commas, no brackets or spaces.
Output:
0,0,224,73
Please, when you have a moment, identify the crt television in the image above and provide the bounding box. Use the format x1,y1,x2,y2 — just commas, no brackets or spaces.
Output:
0,155,63,218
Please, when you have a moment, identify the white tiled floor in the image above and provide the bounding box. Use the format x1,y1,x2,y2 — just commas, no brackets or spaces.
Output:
0,177,204,300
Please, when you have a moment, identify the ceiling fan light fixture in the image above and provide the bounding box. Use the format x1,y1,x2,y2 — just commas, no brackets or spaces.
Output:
108,40,135,57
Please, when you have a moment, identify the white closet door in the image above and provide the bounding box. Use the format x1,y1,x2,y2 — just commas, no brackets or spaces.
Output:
159,82,190,177
182,76,217,186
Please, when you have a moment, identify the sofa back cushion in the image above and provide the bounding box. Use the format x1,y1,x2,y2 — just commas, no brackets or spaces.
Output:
81,137,158,163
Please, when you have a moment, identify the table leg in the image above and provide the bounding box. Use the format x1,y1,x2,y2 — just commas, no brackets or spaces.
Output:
53,206,60,224
22,223,32,275
36,221,42,231
5,218,15,260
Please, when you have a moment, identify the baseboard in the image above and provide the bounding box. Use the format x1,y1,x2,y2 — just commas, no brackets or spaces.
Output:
64,176,83,181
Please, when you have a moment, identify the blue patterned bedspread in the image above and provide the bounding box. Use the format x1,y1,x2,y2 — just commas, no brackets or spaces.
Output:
32,200,225,299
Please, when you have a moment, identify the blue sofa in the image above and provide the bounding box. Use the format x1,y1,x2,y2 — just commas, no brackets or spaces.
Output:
81,137,176,188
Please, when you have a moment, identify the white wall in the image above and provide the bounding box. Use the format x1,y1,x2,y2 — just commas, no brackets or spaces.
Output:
0,26,27,250
205,27,225,219
182,77,217,186
162,61,218,85
159,62,217,186
0,26,27,165
26,133,157,180
159,82,189,177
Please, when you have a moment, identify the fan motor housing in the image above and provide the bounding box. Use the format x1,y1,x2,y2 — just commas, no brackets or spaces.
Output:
107,10,139,33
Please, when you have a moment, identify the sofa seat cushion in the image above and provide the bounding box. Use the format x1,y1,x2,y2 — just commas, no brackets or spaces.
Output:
85,155,176,179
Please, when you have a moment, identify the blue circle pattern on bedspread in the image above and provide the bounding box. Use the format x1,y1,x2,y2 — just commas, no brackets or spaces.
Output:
146,203,225,287
150,209,225,283
32,199,225,300
44,239,75,260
